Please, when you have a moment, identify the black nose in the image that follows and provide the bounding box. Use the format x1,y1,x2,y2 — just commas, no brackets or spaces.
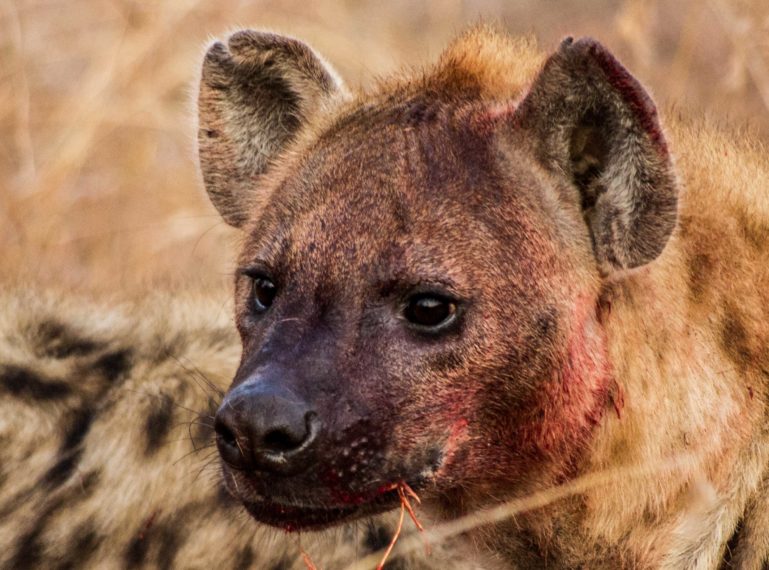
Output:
214,384,319,475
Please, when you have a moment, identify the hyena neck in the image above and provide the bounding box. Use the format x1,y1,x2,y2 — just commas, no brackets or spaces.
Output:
566,147,769,566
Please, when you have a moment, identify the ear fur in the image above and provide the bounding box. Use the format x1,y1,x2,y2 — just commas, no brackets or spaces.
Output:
515,37,678,274
197,30,347,227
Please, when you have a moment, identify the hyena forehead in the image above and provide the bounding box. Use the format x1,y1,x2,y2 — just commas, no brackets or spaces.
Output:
243,99,541,275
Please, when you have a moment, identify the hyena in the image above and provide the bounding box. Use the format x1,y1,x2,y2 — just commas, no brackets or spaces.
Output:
197,25,769,570
1,25,767,570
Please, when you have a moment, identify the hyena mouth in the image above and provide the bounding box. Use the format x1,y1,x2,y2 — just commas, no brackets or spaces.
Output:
220,440,444,531
241,491,399,531
229,471,433,531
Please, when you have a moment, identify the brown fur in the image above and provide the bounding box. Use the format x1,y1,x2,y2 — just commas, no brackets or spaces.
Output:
197,25,769,569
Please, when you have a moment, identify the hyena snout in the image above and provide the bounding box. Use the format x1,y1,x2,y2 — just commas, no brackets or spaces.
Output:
214,382,320,475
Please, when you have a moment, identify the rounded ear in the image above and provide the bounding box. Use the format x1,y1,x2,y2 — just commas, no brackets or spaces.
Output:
197,31,348,227
515,37,678,274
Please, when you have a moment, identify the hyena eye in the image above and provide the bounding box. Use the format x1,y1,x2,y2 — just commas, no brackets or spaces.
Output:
250,277,277,312
403,294,457,330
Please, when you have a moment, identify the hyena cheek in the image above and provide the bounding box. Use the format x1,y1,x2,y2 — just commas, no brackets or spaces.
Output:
521,296,613,461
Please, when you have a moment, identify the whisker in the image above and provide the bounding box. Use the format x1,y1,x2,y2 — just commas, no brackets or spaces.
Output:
122,387,205,417
170,354,224,397
191,453,222,483
175,446,218,467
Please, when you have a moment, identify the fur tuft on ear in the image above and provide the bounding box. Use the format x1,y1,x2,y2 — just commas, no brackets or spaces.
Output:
197,30,348,227
515,37,678,274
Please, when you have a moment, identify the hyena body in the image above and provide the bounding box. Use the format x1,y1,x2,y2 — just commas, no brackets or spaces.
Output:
2,26,769,569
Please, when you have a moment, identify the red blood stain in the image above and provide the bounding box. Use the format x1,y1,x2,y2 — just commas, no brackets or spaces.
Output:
518,293,614,460
138,509,160,540
583,40,667,155
444,417,469,455
323,470,367,505
334,490,367,505
376,482,399,495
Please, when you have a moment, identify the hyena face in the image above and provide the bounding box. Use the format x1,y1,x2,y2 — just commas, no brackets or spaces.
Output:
197,30,677,530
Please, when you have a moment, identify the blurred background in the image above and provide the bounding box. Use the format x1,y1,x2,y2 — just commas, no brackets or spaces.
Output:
1,0,768,295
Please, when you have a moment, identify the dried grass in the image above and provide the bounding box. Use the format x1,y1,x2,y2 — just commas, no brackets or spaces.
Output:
297,482,426,570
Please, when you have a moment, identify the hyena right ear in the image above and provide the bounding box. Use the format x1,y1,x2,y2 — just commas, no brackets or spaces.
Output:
197,31,348,227
514,38,678,275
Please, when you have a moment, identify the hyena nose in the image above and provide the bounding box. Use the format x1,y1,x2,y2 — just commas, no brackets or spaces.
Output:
214,385,319,475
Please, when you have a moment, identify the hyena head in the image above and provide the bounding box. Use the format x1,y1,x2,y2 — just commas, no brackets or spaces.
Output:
197,29,678,530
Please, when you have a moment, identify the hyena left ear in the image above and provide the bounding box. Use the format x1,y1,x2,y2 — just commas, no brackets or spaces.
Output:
197,31,348,227
515,38,678,274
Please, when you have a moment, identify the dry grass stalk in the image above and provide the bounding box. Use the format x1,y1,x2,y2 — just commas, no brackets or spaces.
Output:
300,542,320,570
344,453,702,570
376,497,405,570
376,482,426,569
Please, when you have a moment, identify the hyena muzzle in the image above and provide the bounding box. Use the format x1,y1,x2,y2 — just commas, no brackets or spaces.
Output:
198,25,769,570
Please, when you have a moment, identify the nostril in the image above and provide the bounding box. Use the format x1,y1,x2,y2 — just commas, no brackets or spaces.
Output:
261,412,319,456
263,429,302,453
214,414,249,469
216,422,238,449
